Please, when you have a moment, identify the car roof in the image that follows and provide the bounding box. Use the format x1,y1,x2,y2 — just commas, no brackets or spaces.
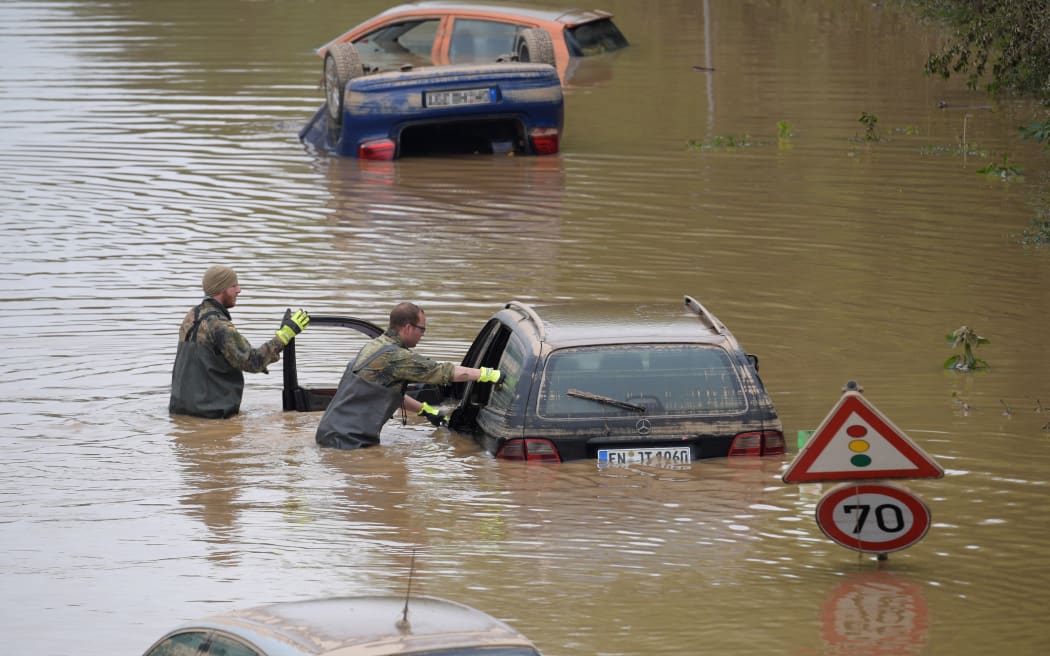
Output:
376,1,614,26
167,595,537,655
498,297,737,349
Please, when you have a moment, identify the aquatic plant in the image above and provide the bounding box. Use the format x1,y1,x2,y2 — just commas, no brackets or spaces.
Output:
1016,208,1050,245
860,112,880,142
686,134,760,150
1019,119,1050,148
944,325,990,371
976,154,1023,178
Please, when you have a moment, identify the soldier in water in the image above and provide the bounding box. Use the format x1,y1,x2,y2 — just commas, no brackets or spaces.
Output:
169,264,310,418
316,301,503,449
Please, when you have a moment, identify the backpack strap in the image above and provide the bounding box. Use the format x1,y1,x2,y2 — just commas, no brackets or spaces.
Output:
184,303,224,343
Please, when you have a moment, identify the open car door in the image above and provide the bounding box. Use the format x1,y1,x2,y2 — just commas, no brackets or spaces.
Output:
282,313,450,412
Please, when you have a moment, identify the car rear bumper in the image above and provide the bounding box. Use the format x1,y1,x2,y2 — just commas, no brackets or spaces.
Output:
300,63,564,158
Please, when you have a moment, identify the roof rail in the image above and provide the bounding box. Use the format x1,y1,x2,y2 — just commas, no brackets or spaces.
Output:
683,295,725,334
505,300,546,341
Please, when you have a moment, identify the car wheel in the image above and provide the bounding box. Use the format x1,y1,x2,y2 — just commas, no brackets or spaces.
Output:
324,42,364,126
515,28,556,66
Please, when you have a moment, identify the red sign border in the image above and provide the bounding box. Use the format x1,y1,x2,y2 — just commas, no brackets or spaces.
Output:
782,392,944,483
816,483,932,553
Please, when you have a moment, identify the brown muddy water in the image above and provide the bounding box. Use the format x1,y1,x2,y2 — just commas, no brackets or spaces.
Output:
2,1,1050,654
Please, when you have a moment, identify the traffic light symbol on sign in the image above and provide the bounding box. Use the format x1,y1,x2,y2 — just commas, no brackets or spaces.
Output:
782,392,943,484
847,423,871,467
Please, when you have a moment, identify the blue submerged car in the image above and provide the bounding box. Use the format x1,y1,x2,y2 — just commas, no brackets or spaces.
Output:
299,42,564,160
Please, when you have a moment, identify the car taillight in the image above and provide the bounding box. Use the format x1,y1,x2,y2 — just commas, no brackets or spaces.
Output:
496,438,561,463
728,430,786,457
358,139,396,160
528,127,559,155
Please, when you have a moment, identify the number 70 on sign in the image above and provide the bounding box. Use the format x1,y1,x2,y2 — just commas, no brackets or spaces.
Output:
815,483,932,554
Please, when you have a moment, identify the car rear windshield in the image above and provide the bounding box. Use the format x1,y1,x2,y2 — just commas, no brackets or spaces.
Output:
538,345,748,418
565,18,629,57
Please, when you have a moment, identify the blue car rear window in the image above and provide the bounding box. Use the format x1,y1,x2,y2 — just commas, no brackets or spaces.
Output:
539,345,747,418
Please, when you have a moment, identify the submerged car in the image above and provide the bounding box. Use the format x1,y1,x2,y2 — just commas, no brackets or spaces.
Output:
444,296,785,464
316,1,629,85
141,595,542,656
282,296,784,466
300,59,564,160
299,2,628,160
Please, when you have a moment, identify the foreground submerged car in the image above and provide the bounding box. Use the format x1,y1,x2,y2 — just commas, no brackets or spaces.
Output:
142,595,543,656
282,296,784,466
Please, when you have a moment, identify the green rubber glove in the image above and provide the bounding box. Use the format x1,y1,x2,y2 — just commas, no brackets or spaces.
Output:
276,309,310,345
418,402,448,427
478,367,504,384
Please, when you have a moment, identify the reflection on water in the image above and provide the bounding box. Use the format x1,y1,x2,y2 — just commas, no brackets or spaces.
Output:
2,0,1050,654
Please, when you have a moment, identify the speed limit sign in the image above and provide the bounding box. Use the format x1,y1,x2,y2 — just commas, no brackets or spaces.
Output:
815,483,932,554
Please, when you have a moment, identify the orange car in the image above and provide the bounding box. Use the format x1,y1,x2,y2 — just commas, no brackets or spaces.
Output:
317,1,628,84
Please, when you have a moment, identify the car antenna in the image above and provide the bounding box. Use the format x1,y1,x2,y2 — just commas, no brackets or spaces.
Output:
396,548,417,633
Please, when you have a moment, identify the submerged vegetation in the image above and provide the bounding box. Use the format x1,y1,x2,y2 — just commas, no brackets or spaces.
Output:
944,325,990,371
859,112,880,142
1015,208,1050,246
976,154,1024,179
686,133,760,150
687,120,795,151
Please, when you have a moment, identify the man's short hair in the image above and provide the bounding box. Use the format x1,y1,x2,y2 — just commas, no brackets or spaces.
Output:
389,302,423,330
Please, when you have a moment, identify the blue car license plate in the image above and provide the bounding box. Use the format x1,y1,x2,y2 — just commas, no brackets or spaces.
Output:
425,87,495,107
597,446,692,466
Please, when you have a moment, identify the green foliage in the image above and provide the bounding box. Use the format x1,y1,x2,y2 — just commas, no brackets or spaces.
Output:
919,143,988,157
687,134,759,150
1019,119,1050,146
859,112,880,141
912,0,1050,103
687,121,796,151
1016,208,1050,246
976,153,1023,178
944,325,990,371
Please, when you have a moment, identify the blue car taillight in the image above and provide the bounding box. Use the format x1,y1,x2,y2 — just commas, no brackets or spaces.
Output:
728,430,786,457
496,438,562,463
358,138,396,160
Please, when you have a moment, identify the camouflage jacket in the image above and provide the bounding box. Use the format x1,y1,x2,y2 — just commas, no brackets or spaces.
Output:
354,330,456,389
178,297,282,373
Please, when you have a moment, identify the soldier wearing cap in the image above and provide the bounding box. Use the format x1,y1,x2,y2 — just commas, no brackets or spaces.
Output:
315,301,504,449
169,264,310,418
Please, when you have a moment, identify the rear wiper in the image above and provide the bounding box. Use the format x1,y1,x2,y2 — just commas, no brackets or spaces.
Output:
567,388,646,413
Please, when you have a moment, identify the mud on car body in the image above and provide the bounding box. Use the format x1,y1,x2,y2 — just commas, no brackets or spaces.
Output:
444,296,784,464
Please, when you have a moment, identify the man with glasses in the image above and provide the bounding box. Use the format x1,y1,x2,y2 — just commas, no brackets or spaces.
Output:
316,301,503,450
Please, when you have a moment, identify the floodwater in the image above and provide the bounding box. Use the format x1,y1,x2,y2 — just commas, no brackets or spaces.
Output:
2,0,1049,654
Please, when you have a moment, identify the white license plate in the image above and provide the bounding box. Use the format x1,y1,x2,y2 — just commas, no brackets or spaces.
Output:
425,87,493,107
597,446,692,466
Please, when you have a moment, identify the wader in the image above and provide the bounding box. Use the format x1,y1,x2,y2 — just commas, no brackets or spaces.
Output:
315,345,405,449
169,303,244,419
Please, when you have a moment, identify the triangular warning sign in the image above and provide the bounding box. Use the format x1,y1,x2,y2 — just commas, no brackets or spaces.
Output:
783,391,943,484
